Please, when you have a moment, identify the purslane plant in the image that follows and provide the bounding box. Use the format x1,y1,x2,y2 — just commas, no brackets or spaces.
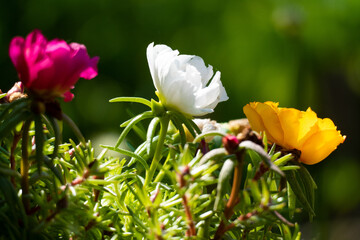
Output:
1,30,100,238
108,43,228,188
0,32,345,239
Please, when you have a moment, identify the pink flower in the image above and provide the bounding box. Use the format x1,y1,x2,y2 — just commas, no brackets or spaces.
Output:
9,30,99,102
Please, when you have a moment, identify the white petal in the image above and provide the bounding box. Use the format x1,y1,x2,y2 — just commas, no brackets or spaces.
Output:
162,79,196,114
155,49,179,86
173,54,194,71
146,42,156,81
195,82,220,109
211,71,229,102
147,43,178,91
188,56,213,86
146,43,228,117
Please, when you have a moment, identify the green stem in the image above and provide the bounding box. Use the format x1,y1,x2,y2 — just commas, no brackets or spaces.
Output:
34,113,44,175
109,97,152,108
21,119,31,214
10,131,21,187
144,115,170,187
154,148,174,182
49,116,61,160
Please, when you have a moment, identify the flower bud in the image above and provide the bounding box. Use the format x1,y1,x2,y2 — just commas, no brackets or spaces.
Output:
222,135,240,154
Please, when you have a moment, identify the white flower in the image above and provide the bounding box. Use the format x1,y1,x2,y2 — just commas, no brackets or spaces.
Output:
146,43,229,116
194,118,222,141
193,118,220,132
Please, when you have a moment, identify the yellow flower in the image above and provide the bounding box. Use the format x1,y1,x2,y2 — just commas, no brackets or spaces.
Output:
243,101,346,165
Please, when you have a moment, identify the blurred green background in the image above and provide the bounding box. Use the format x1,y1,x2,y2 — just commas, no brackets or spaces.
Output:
1,0,359,238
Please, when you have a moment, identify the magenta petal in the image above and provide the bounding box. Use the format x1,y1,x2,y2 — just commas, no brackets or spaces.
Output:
47,39,70,52
80,56,99,79
24,30,47,63
69,43,99,80
63,91,74,102
9,37,30,85
44,39,72,88
69,43,85,57
24,30,50,84
9,37,25,67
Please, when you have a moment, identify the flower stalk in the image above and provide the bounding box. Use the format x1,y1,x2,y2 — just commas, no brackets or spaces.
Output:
177,166,196,237
214,149,245,240
10,131,21,186
225,150,245,218
144,114,170,187
20,119,31,214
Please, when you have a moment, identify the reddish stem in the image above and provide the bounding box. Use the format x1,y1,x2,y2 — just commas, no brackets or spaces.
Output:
183,194,196,236
214,150,244,240
253,162,269,181
225,153,244,218
178,167,196,237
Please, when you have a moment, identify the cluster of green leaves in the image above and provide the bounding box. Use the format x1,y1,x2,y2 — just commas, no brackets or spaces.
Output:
0,96,109,239
0,96,318,240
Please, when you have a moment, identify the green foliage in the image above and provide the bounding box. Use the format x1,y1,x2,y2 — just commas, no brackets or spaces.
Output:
0,97,320,239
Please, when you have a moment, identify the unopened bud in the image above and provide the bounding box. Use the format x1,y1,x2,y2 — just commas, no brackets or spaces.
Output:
68,148,75,158
181,165,190,175
222,135,239,154
150,188,160,203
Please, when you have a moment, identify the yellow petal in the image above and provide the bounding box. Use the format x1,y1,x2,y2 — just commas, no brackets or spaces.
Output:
264,101,279,109
255,102,284,144
316,117,338,130
297,108,318,145
300,129,345,165
243,102,266,132
277,108,303,149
